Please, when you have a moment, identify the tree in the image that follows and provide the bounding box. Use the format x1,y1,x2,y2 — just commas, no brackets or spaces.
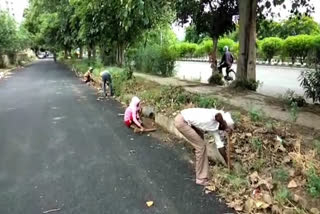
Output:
280,15,320,38
237,0,314,82
283,35,313,64
24,0,77,58
260,37,283,63
0,11,18,67
185,24,208,43
176,0,238,74
71,0,174,66
257,20,282,39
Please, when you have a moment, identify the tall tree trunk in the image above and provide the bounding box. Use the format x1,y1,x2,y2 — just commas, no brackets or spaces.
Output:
64,48,68,59
210,37,218,74
237,0,257,81
79,46,83,59
116,44,125,66
92,46,96,60
88,46,92,60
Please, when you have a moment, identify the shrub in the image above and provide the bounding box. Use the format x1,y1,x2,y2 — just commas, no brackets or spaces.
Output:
299,68,320,103
282,89,306,107
283,35,313,64
208,73,224,85
273,167,290,183
198,39,213,55
110,69,134,97
232,43,239,60
275,187,292,205
313,139,320,156
308,35,320,67
196,97,218,108
231,79,260,91
170,42,199,57
260,37,284,64
134,44,177,77
307,168,320,198
248,107,265,122
217,38,235,56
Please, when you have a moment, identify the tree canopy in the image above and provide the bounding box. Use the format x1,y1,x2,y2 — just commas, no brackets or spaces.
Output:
24,0,174,65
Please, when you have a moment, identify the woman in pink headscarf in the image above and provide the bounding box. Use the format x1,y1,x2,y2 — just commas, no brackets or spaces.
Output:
124,96,144,132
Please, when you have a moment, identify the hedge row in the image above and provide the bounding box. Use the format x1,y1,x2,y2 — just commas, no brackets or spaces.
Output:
169,38,238,59
171,35,320,65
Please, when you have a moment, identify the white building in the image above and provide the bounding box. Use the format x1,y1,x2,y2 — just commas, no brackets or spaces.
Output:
0,0,28,23
0,0,15,17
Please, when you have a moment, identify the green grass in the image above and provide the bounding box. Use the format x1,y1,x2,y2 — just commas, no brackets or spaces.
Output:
252,158,265,172
313,139,320,156
248,107,265,122
224,173,248,190
275,186,292,205
231,111,241,124
273,167,290,183
290,101,299,122
307,168,320,198
251,137,263,154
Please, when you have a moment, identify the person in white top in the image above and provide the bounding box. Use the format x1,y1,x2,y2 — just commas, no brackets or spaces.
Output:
174,108,234,186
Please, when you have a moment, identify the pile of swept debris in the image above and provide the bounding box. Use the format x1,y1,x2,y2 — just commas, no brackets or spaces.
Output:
207,114,320,214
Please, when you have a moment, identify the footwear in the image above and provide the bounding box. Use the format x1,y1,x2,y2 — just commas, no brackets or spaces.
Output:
218,147,228,165
196,178,209,186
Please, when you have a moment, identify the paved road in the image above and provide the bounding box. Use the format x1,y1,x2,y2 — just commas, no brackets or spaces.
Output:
0,60,232,214
175,61,307,97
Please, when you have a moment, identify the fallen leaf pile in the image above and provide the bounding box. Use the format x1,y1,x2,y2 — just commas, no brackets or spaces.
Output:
207,115,320,214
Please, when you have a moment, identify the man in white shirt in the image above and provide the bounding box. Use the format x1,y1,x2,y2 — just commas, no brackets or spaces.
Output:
174,108,234,186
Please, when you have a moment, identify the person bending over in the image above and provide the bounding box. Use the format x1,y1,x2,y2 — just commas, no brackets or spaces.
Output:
174,108,234,186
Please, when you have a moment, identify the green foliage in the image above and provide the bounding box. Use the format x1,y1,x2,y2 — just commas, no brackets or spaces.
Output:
275,186,292,205
280,16,320,39
273,167,290,183
306,168,320,198
282,89,306,107
195,39,213,56
252,159,265,172
110,69,134,97
248,107,265,122
231,111,241,124
176,0,238,41
0,12,31,67
134,44,177,77
251,137,263,154
232,43,239,60
289,101,299,122
313,139,320,156
258,16,320,40
231,79,260,91
185,24,208,43
217,38,236,56
0,11,17,56
260,37,284,63
283,35,313,64
257,20,282,40
208,73,224,85
196,97,218,108
223,172,248,190
25,0,174,65
299,68,320,103
173,42,198,57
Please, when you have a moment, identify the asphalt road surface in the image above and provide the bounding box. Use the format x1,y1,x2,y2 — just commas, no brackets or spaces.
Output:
175,61,307,97
0,60,233,214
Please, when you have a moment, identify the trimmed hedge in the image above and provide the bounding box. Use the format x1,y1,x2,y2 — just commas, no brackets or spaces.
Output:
260,37,284,64
283,35,313,64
